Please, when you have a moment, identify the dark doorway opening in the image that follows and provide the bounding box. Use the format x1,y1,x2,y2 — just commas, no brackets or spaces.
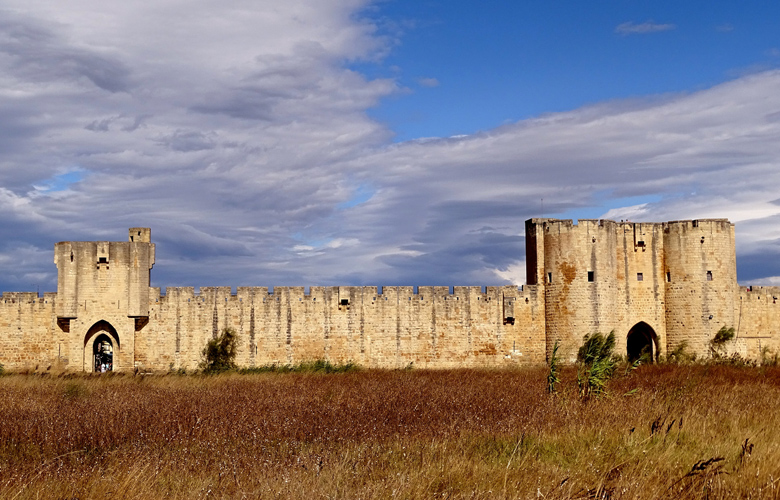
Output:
84,320,119,373
93,334,114,372
627,322,656,363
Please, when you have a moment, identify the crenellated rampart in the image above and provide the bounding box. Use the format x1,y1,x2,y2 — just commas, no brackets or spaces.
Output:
132,285,546,371
0,292,59,370
734,286,780,358
0,221,778,372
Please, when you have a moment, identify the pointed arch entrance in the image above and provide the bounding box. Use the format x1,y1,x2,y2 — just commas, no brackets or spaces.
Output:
627,322,657,363
84,321,120,372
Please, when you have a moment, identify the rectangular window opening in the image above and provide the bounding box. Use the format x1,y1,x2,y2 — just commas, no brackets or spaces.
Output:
706,271,713,281
587,271,594,282
666,272,671,282
637,273,644,281
547,272,552,283
98,257,108,264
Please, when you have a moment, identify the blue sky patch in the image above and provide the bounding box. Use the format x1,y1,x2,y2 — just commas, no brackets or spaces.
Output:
36,170,86,193
554,193,664,222
338,184,376,210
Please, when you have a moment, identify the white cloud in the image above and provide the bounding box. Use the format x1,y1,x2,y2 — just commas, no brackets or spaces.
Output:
602,204,651,222
417,77,440,88
494,262,526,287
325,238,360,249
752,276,780,286
615,21,676,35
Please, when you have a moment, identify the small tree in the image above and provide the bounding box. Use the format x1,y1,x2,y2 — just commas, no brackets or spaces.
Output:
547,341,561,394
709,326,735,359
576,331,618,399
201,328,237,373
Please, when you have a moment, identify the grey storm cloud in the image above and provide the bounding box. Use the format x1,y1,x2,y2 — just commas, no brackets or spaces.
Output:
0,11,132,92
1,1,780,293
160,130,219,152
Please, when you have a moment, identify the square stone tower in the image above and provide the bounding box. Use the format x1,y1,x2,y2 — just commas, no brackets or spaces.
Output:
54,228,155,371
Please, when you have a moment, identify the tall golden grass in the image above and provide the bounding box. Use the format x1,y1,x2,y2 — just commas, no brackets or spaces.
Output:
1,365,779,499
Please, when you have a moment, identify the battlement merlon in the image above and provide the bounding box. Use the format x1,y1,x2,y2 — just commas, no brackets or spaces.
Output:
129,227,152,243
525,217,732,227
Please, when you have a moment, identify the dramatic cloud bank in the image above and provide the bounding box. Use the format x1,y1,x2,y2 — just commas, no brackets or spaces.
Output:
1,1,780,293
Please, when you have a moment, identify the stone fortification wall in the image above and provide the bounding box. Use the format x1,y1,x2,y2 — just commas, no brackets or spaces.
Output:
133,285,546,371
1,221,778,373
0,293,60,370
734,286,780,359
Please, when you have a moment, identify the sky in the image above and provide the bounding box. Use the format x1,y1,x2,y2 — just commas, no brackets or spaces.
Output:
1,0,780,293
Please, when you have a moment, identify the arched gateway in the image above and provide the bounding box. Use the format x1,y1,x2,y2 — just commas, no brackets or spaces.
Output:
627,322,657,363
84,321,120,372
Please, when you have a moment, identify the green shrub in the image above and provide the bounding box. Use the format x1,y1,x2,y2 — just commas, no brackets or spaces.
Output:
576,331,618,399
723,352,756,367
666,340,693,364
239,360,359,374
760,346,779,367
201,328,237,373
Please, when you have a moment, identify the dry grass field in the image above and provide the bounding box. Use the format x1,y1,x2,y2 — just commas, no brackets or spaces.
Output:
1,364,779,499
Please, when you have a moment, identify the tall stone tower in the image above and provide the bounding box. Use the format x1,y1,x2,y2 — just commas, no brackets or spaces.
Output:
525,218,737,362
663,219,737,355
527,219,622,360
54,228,155,371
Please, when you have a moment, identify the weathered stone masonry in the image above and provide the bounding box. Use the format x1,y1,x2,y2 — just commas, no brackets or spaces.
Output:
1,219,778,372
